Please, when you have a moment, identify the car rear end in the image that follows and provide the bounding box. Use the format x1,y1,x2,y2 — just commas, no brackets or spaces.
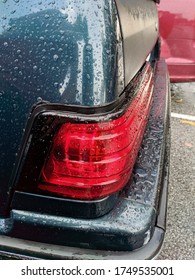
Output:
0,0,170,259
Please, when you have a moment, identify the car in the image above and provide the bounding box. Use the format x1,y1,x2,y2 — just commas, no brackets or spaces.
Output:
158,0,195,82
0,0,170,259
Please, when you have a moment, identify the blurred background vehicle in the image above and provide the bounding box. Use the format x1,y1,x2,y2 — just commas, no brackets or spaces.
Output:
158,0,195,82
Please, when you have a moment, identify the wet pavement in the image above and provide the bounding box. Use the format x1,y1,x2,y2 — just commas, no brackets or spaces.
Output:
158,83,195,260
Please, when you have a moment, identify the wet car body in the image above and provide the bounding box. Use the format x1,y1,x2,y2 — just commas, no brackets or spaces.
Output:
158,0,195,82
0,0,170,259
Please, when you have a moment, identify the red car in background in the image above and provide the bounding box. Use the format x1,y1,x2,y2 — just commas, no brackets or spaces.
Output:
158,0,195,82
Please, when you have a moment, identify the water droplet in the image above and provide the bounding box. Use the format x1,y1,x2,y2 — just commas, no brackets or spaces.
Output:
37,97,42,102
86,44,92,51
53,54,59,61
33,65,38,71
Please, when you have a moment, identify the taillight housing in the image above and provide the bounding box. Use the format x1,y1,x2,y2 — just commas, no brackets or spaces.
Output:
37,68,153,200
14,63,154,205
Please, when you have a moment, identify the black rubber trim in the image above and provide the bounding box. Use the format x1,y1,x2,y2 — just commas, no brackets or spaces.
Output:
156,83,171,231
0,226,164,260
11,192,119,219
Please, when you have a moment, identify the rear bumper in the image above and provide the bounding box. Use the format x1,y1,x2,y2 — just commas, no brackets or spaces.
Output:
0,59,170,259
0,154,169,260
0,228,165,260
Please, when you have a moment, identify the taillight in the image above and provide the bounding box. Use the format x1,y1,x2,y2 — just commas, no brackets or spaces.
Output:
38,70,153,200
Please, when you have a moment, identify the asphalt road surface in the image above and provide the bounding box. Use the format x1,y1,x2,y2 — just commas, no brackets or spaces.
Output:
158,83,195,260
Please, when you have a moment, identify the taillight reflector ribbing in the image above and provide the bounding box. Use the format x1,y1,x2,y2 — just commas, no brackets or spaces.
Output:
38,67,154,200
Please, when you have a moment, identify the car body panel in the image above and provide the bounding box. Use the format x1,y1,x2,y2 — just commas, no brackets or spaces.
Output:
115,0,158,85
0,0,170,259
0,59,170,258
0,0,122,215
0,0,158,216
158,0,195,82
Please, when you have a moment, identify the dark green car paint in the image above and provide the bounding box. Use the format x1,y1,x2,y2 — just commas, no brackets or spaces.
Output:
0,0,158,216
0,0,124,215
0,0,167,259
0,59,170,259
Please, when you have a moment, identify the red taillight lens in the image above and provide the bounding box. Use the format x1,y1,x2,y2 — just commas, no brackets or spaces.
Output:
38,72,153,200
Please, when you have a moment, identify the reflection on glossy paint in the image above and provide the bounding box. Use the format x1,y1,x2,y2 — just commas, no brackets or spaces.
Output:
0,0,123,106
